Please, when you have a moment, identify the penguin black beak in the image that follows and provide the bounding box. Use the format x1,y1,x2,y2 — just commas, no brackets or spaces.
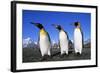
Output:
70,22,77,26
70,23,74,26
31,22,38,27
52,24,61,31
52,24,57,28
31,22,44,29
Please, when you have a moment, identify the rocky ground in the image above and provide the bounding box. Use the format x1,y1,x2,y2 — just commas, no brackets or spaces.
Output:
23,48,91,63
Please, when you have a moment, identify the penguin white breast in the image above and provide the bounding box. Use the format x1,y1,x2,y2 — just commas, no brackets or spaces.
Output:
59,30,68,50
74,28,82,49
40,34,51,54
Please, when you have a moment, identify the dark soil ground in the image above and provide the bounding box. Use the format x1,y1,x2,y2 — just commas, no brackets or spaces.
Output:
23,48,91,63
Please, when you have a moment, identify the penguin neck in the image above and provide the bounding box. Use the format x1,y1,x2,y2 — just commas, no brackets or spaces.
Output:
40,28,47,36
76,27,80,29
60,29,64,32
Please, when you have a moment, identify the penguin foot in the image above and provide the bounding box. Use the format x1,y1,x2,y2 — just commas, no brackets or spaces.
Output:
48,55,52,59
65,53,69,57
40,57,45,61
68,51,73,54
76,52,81,55
40,55,48,61
60,53,66,58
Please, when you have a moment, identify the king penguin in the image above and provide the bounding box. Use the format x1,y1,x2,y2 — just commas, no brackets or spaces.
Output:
73,22,83,55
31,22,51,60
52,24,69,56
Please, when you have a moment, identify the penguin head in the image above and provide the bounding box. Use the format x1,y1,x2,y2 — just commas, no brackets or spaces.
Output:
74,22,80,28
52,24,62,31
31,22,44,29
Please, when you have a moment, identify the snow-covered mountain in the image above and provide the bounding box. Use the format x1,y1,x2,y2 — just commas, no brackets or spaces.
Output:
23,37,35,48
84,39,91,48
84,39,91,45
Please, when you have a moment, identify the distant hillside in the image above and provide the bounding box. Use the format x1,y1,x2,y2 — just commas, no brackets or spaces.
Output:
84,39,91,48
23,37,39,49
22,38,91,49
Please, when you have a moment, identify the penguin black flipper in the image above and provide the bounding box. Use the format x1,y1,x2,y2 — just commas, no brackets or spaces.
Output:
47,32,51,44
38,33,41,55
80,28,84,49
58,40,61,49
38,33,40,45
64,31,69,41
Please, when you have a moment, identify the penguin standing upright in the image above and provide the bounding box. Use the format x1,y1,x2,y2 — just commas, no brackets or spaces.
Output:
73,22,83,55
31,22,51,60
52,24,69,56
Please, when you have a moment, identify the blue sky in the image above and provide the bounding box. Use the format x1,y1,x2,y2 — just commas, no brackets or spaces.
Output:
22,10,91,43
